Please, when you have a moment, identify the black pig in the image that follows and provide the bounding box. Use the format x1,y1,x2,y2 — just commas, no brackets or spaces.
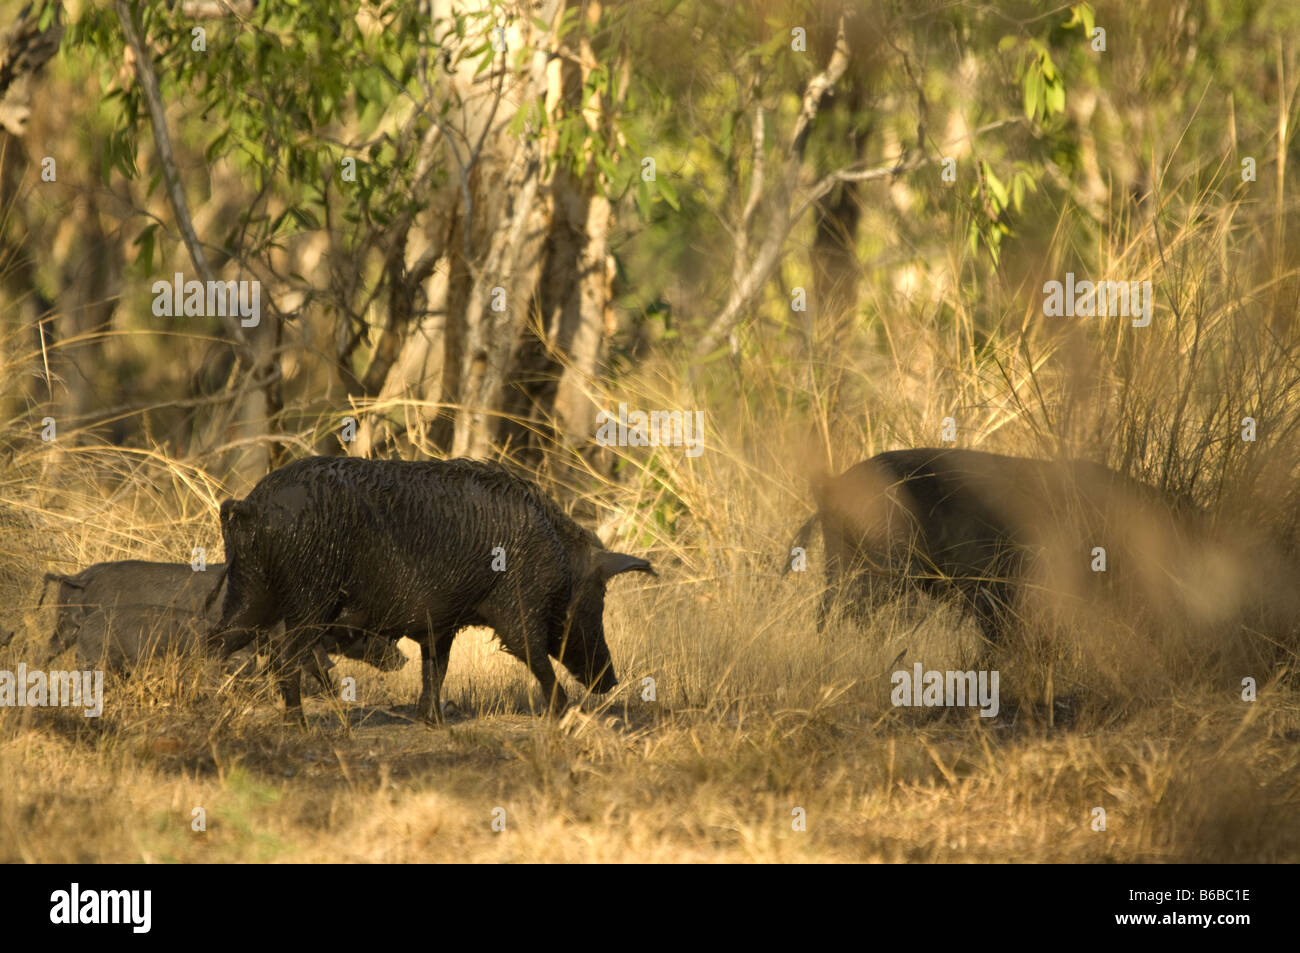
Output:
787,447,1180,642
212,457,654,723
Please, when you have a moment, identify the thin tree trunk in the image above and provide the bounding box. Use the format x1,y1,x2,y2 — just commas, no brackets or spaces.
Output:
116,0,273,487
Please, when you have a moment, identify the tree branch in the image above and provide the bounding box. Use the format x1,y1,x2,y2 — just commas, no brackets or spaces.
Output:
695,116,1025,357
114,0,250,358
696,15,848,358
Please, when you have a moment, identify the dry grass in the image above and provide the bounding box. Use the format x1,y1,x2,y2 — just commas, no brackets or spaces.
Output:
0,446,1297,863
1,573,1297,862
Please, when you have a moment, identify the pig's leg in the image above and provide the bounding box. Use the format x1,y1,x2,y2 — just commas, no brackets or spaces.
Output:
817,526,860,632
275,638,305,726
964,580,1013,671
305,643,338,697
272,622,318,727
519,618,567,716
278,671,304,725
274,598,345,723
533,658,567,715
416,632,452,724
816,563,843,632
479,593,569,715
969,548,1019,654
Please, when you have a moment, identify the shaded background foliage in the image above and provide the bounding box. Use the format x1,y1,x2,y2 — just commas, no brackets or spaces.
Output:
3,0,1300,536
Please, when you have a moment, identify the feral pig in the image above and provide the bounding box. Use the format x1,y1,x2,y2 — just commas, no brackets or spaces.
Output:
788,447,1192,644
39,561,405,686
67,604,209,673
212,456,655,724
40,561,227,669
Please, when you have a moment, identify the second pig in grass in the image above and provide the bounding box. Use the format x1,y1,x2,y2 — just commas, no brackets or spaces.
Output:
211,456,655,724
39,560,405,687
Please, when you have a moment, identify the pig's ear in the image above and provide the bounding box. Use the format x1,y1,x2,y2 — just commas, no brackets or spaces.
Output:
594,551,656,582
220,498,250,526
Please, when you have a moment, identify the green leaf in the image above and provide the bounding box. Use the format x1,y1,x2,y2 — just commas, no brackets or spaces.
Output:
696,342,735,365
985,166,1008,210
595,153,617,184
719,110,734,157
636,178,652,219
1023,67,1044,121
657,176,680,211
1045,79,1065,116
132,224,159,277
205,129,230,164
1077,3,1096,37
288,206,320,230
1039,51,1058,83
